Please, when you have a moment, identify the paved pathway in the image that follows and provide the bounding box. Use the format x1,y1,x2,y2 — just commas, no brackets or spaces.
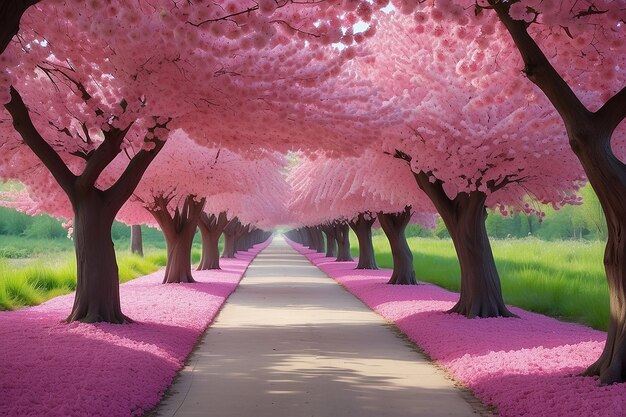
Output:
154,237,483,417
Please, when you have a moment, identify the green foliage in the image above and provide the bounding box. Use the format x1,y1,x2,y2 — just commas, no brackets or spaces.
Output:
481,183,606,241
111,222,131,240
433,218,450,238
0,236,73,259
404,224,435,238
0,207,32,236
0,207,68,239
24,216,67,239
0,247,32,258
1,274,44,306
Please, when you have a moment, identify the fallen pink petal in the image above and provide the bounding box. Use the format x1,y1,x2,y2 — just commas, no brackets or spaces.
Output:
287,239,626,417
0,240,270,417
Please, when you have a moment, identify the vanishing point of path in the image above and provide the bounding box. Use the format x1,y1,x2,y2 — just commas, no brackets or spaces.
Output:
154,237,484,417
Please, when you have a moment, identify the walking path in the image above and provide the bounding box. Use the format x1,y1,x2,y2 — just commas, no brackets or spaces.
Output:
154,237,481,417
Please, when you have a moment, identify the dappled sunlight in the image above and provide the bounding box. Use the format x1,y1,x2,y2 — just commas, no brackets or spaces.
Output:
155,238,478,416
0,239,271,417
288,239,626,417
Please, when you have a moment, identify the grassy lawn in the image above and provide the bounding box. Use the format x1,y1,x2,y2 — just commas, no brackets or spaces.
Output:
350,233,609,331
0,233,211,311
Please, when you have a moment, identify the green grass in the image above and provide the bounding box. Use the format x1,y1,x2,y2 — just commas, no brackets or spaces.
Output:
351,234,609,331
0,242,165,310
0,235,73,258
0,232,221,311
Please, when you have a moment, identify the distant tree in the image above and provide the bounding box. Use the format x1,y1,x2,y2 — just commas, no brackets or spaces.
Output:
288,150,435,282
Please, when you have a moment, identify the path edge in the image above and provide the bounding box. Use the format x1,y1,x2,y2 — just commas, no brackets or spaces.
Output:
283,235,497,417
142,235,274,417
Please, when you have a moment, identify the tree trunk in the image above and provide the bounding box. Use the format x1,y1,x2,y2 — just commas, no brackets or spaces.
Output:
0,1,39,55
313,226,325,253
162,228,196,283
130,225,143,257
5,86,168,323
349,213,378,269
298,228,310,247
413,172,515,318
235,224,250,252
197,212,228,270
333,222,353,262
576,137,626,384
67,192,129,323
491,1,626,382
445,193,515,318
222,218,241,258
148,195,205,284
306,226,324,252
222,233,236,258
198,233,220,269
378,208,415,284
303,227,315,249
322,229,337,258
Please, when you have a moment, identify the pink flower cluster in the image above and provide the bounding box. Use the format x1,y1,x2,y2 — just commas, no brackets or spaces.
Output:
288,239,626,417
0,239,271,417
287,149,436,227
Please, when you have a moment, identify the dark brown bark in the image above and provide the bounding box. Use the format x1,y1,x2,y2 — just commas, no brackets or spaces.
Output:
285,229,299,243
378,208,416,285
4,87,166,323
333,221,353,262
222,218,241,258
413,172,516,318
197,212,229,270
130,225,143,257
349,213,378,270
298,228,311,247
235,224,250,252
0,1,39,55
307,226,325,253
148,195,206,284
314,227,326,253
302,227,315,249
491,0,626,384
321,228,337,258
67,190,128,323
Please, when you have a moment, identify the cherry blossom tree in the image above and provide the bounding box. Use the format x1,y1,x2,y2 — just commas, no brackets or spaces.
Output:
118,133,286,282
0,0,392,322
0,1,39,55
197,211,230,270
288,150,436,283
403,0,625,382
489,0,626,384
129,225,143,256
354,10,584,314
0,16,175,322
202,152,288,260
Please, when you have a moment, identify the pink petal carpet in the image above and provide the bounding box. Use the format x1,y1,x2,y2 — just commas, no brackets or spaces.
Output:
0,238,271,417
287,239,625,417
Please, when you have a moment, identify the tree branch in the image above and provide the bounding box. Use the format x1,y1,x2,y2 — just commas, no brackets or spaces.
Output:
146,194,176,239
4,87,76,198
217,211,229,231
596,85,626,134
0,0,40,55
105,139,166,213
413,171,454,218
76,124,133,192
490,1,591,129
